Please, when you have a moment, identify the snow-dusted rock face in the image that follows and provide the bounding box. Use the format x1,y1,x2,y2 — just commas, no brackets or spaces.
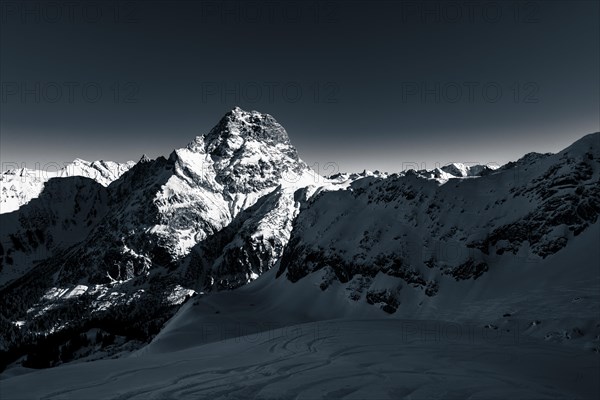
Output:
0,159,135,214
181,185,313,292
198,107,309,192
0,108,323,365
47,108,320,285
2,108,318,282
277,132,600,314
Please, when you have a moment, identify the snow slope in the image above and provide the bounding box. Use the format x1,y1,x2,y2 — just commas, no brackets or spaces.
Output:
2,319,597,400
1,224,598,399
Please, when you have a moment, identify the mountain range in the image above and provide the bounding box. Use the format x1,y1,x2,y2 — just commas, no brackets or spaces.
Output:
0,108,599,398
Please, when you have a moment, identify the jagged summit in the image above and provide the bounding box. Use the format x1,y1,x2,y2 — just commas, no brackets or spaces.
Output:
139,154,151,163
193,107,295,157
438,162,497,178
71,158,90,165
176,108,311,193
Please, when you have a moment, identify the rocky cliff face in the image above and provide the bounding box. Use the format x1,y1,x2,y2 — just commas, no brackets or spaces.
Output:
277,133,600,314
0,108,322,366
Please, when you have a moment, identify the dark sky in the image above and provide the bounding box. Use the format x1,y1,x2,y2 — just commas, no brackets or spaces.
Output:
1,0,598,173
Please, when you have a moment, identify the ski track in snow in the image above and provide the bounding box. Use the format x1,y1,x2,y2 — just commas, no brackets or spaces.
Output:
2,319,599,400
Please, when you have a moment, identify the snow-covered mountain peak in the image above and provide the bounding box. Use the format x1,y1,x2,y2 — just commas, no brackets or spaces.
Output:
202,107,295,157
438,162,498,178
71,158,89,165
174,108,313,193
1,159,135,213
440,162,470,177
560,131,600,157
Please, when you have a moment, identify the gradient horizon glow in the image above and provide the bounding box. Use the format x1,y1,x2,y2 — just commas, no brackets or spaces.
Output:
1,0,598,173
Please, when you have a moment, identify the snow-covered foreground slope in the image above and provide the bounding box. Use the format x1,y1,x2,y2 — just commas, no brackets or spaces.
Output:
2,319,598,400
2,225,599,399
0,159,135,214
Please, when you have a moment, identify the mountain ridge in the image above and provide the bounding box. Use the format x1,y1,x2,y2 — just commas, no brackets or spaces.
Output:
0,159,135,214
0,109,598,373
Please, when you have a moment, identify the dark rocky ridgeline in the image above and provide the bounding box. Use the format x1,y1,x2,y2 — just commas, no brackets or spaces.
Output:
468,150,600,258
277,132,600,314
